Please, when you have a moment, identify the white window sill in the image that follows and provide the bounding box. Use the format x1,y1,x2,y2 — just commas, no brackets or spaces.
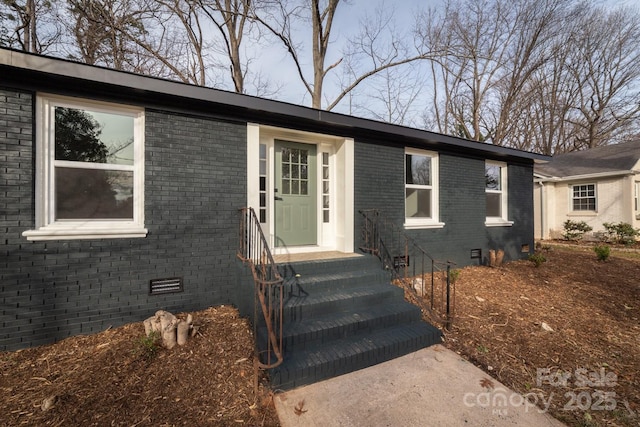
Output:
567,211,597,217
404,221,446,230
485,219,514,227
23,227,148,241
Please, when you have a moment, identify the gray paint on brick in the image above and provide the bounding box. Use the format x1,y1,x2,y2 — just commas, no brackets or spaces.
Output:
354,140,533,267
2,84,536,351
1,88,248,351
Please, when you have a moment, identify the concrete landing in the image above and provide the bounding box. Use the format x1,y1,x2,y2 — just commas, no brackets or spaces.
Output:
275,344,565,427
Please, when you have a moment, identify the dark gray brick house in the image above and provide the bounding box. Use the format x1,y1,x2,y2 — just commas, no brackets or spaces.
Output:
1,48,545,383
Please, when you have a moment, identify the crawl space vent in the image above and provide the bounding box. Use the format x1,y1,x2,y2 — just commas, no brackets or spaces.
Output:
149,277,183,295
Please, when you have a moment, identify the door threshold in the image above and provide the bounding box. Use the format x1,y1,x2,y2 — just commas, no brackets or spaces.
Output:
273,251,361,263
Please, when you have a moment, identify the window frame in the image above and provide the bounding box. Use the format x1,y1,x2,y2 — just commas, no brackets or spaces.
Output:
571,183,597,212
485,160,513,227
23,94,147,240
404,148,444,229
635,181,640,212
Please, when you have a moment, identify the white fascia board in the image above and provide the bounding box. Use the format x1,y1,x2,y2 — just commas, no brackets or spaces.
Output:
535,170,634,183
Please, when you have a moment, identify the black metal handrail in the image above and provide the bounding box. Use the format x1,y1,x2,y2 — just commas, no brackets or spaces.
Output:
359,209,456,329
238,207,284,369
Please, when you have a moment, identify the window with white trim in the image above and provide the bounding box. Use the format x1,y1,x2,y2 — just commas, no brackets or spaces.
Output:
485,161,512,226
404,148,443,228
571,183,596,211
23,94,146,240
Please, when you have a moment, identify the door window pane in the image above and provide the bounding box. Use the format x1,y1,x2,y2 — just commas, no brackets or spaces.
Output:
281,147,309,197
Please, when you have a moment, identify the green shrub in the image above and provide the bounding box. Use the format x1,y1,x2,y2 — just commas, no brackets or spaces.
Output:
602,222,639,245
133,331,161,361
594,245,611,261
528,253,546,267
449,269,461,283
562,220,592,241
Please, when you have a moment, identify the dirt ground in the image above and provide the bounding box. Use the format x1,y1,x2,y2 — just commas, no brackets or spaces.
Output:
1,244,639,427
441,243,640,427
0,306,280,426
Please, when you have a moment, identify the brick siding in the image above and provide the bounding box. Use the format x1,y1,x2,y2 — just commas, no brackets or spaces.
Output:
1,88,247,350
354,140,533,267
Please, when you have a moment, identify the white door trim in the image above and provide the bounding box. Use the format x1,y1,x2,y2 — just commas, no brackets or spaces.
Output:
247,123,354,254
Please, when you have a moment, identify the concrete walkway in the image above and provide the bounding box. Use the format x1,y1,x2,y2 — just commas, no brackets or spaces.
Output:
275,345,565,427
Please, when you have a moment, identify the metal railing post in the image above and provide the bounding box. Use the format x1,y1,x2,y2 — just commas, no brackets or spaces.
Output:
238,207,284,369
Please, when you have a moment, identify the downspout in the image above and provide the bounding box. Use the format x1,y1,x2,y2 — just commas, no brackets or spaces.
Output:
539,181,546,240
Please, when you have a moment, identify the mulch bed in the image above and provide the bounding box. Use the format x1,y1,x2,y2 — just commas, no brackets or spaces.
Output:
0,306,279,426
438,244,640,427
2,244,639,426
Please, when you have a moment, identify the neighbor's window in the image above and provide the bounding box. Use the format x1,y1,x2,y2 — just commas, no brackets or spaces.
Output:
404,148,442,228
23,94,146,240
485,161,512,226
572,184,596,211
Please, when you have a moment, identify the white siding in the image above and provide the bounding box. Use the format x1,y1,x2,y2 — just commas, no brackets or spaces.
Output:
538,175,639,240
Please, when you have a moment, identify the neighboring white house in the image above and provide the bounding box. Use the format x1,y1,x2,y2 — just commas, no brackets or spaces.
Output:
534,141,640,240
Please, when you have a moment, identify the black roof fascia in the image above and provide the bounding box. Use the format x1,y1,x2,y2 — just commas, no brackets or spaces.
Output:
0,48,548,163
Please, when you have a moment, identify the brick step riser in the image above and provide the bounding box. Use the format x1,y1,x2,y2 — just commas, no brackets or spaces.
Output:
257,304,422,351
270,325,441,390
281,287,404,324
281,270,391,295
277,257,385,278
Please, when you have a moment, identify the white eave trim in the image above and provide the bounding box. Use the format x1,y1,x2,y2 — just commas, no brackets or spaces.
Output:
535,170,636,183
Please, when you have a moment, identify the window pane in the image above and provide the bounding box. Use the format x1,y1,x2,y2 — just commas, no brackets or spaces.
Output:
292,180,299,195
55,107,134,165
282,180,290,194
259,159,266,175
485,165,501,190
572,184,596,211
573,198,595,211
323,210,330,223
322,152,329,165
282,148,290,162
405,188,432,218
487,193,502,217
259,144,266,158
300,180,308,195
406,154,431,186
55,167,133,219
